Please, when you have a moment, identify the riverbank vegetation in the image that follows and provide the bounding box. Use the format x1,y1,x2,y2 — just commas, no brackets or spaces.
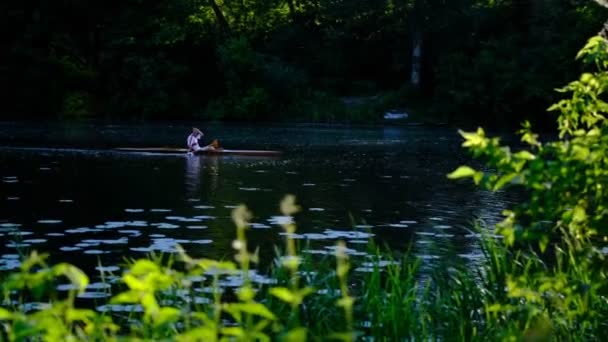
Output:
1,43,608,336
2,1,607,126
2,10,608,342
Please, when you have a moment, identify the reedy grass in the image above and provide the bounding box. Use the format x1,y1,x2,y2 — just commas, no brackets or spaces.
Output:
0,197,606,341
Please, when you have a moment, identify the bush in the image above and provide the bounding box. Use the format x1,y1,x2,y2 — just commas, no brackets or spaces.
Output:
448,35,608,339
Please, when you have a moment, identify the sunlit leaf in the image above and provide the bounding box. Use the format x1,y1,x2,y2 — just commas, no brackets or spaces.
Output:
269,287,296,304
283,327,307,342
227,303,277,320
447,166,478,179
0,308,11,320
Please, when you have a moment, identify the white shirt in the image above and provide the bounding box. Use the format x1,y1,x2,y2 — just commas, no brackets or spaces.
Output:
187,133,201,151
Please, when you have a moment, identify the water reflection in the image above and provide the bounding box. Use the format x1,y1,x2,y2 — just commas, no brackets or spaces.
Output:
185,155,221,199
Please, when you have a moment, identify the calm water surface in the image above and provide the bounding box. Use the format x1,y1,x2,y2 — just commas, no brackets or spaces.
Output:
0,122,515,301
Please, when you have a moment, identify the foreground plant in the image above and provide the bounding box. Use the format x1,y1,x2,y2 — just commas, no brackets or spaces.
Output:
449,34,608,339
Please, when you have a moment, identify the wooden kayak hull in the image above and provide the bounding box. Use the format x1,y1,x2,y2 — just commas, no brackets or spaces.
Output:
115,147,282,156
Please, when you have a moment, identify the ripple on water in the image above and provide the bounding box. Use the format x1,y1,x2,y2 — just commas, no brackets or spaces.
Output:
65,227,103,234
238,187,261,191
96,221,147,229
125,209,144,213
250,223,271,229
193,215,216,220
165,216,203,223
400,220,418,224
57,282,111,292
0,223,21,231
152,222,180,229
84,249,109,255
268,216,293,225
82,238,129,245
6,242,31,248
7,197,19,201
387,223,409,228
130,247,153,253
22,239,47,244
434,224,453,229
309,208,325,212
37,219,62,224
194,205,214,209
186,225,208,229
59,199,73,203
59,246,82,252
118,230,142,237
97,304,144,313
96,265,121,273
0,256,21,271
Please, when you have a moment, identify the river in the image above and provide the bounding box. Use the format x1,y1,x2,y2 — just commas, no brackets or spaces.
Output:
0,121,515,300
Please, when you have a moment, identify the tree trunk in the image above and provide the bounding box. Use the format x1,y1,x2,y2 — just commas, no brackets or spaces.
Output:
410,31,422,88
208,0,230,35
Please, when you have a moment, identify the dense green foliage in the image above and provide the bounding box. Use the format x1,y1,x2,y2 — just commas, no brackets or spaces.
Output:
2,33,608,340
1,0,606,124
449,34,608,338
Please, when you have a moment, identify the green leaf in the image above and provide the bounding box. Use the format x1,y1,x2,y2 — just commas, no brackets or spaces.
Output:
178,327,217,342
0,308,12,320
111,290,141,304
221,326,245,337
270,287,297,304
336,297,354,309
66,308,96,322
447,166,478,179
282,328,307,342
155,307,180,326
228,303,277,320
493,173,518,191
237,286,256,302
514,150,535,161
130,259,161,276
573,206,587,222
53,263,89,293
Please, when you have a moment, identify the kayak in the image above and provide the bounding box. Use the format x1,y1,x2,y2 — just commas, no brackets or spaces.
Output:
115,147,282,157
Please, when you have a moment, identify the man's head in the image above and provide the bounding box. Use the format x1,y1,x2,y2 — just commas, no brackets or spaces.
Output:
192,127,204,137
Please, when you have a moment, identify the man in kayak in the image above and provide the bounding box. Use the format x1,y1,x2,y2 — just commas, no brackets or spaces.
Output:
187,127,220,152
